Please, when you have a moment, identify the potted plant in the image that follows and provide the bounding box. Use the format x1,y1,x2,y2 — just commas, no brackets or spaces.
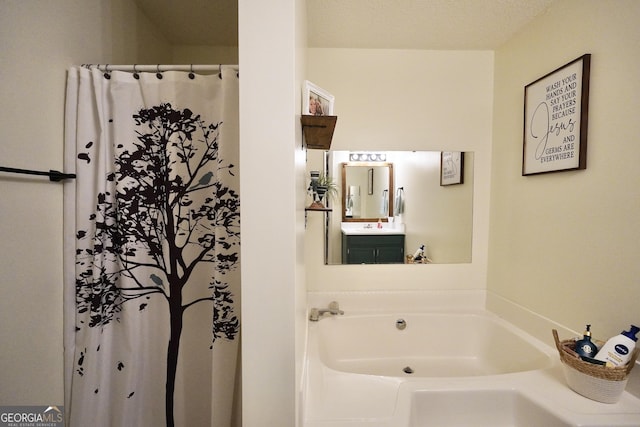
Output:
308,172,338,209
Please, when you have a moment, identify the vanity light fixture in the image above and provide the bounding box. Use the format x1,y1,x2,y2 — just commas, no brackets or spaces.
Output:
349,153,386,162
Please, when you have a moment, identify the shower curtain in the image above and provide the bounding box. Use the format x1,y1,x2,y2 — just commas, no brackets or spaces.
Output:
63,66,240,427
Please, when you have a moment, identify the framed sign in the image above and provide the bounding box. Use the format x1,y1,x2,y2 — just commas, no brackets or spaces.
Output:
440,151,464,186
523,54,591,175
302,80,334,116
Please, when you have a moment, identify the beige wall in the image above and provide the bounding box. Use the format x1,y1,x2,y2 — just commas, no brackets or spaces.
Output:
0,0,126,406
0,0,228,409
239,0,307,425
488,0,640,341
305,49,494,291
108,0,173,64
295,3,309,425
172,46,239,66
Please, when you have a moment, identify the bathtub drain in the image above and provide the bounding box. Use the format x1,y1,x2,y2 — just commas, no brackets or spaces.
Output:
402,366,414,374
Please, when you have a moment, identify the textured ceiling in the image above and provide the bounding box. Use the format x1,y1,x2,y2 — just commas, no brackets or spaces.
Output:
133,0,556,50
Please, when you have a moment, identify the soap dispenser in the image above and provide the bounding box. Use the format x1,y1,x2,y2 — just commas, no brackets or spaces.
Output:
575,324,599,360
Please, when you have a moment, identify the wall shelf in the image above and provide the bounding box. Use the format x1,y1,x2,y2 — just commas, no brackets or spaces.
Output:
301,115,337,150
304,206,331,228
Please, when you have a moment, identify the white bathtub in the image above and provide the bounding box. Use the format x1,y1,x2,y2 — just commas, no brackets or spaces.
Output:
317,312,554,377
304,297,640,427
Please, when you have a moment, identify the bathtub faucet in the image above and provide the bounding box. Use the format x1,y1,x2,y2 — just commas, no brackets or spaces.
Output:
309,301,344,321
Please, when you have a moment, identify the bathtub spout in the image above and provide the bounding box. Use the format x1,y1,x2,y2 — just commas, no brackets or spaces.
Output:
309,301,344,321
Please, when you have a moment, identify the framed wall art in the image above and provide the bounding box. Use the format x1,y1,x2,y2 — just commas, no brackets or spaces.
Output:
523,54,591,175
302,80,334,116
440,151,464,186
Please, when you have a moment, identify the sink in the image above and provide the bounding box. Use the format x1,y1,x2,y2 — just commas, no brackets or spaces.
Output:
409,390,572,427
341,223,405,235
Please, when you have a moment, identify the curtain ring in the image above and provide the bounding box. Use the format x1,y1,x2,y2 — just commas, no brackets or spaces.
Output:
103,64,111,80
218,64,222,79
156,64,163,79
188,64,195,80
133,64,140,80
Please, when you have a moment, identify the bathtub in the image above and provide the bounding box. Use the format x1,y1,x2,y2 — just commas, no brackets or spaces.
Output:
303,297,640,427
316,312,553,377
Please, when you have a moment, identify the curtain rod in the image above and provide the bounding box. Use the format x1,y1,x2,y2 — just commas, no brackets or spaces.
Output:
0,166,76,182
84,64,238,73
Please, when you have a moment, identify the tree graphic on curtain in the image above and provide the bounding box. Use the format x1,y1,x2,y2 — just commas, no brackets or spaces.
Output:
75,103,240,427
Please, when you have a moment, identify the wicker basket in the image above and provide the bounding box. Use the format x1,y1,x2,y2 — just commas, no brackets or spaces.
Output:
552,329,639,403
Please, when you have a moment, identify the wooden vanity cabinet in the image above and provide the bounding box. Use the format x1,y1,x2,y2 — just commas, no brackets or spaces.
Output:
341,234,405,264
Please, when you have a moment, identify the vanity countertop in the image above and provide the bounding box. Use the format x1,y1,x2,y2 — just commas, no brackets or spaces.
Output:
341,222,405,236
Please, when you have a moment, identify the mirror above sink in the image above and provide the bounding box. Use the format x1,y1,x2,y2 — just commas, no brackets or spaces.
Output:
342,162,394,221
324,151,474,265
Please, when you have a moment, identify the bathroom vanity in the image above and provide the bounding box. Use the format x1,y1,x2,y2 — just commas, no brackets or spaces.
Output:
341,223,405,264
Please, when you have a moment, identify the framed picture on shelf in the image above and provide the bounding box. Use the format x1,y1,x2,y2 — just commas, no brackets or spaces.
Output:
440,151,464,186
302,80,334,116
523,54,590,175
